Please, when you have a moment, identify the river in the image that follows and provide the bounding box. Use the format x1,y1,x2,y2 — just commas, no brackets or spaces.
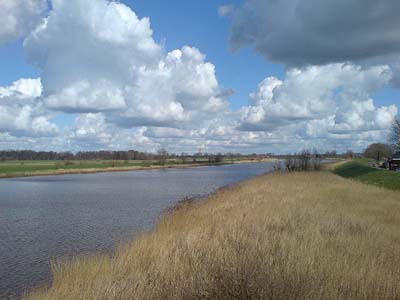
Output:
0,162,275,299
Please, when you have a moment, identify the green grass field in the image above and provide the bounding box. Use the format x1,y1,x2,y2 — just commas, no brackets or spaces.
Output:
0,158,223,177
334,159,400,191
0,160,146,174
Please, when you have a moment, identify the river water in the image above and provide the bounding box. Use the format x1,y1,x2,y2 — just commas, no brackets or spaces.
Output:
0,162,275,299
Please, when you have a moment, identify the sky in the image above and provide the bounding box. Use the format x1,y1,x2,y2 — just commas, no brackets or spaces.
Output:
0,0,399,154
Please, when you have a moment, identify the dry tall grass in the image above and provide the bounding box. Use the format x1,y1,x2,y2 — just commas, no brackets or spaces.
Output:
28,172,400,300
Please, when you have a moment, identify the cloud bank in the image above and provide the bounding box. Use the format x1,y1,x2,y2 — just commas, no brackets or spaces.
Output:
239,64,397,151
229,0,400,67
0,0,398,153
240,64,396,132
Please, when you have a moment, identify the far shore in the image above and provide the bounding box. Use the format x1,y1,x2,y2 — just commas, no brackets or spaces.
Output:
0,158,277,179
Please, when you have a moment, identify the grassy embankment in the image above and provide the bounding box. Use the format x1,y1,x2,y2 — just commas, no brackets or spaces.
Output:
0,158,271,179
334,159,400,191
29,171,400,300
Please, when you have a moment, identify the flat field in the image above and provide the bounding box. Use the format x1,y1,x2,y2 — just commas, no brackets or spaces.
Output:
0,158,211,178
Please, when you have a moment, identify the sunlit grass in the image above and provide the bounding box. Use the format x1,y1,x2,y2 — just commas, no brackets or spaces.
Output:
0,160,145,174
334,160,400,191
28,171,400,300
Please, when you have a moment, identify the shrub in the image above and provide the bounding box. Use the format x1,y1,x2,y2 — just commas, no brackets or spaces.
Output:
285,150,322,172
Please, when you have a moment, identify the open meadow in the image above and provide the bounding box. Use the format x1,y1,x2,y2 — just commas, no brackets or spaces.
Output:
0,160,145,174
28,170,400,300
0,158,215,178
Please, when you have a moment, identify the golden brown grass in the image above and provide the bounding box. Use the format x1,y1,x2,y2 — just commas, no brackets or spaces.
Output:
28,172,400,300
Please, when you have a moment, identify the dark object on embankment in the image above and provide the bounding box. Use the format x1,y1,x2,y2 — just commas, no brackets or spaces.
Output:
388,151,400,171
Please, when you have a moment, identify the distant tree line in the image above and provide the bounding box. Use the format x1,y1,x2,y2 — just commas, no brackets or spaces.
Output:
0,150,161,161
7,145,394,163
0,149,272,162
273,150,358,160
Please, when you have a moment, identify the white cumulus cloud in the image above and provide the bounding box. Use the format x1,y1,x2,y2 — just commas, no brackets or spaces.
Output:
0,0,47,44
240,64,395,132
0,78,58,137
24,0,229,129
237,63,398,152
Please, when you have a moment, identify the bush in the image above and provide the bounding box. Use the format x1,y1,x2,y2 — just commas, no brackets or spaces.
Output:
141,160,152,167
208,154,224,164
63,160,75,166
285,151,322,172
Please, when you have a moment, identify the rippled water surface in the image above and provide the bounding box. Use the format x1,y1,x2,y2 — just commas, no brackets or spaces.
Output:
0,162,275,299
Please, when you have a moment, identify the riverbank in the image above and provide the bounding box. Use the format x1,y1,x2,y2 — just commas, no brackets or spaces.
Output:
334,159,400,191
28,170,400,300
0,158,276,179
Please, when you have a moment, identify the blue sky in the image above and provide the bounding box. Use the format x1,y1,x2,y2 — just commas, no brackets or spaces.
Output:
0,39,38,84
0,0,398,153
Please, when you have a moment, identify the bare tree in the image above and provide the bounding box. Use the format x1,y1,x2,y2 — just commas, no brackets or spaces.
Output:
180,152,188,164
344,150,354,159
157,148,168,166
364,143,393,162
285,150,322,172
390,117,400,150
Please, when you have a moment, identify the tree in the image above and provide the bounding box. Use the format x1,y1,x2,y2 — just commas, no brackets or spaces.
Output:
324,150,337,158
215,153,224,163
364,143,393,161
156,148,168,166
344,150,354,159
208,153,224,164
390,117,400,150
180,152,188,164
